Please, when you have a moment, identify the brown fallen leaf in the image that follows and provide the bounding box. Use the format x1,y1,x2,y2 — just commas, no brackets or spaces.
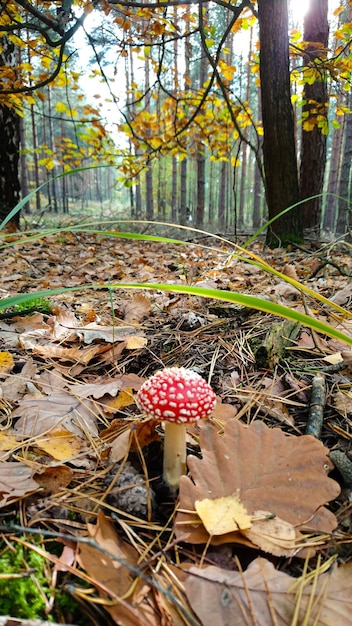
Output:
123,293,151,322
77,511,160,626
333,389,352,417
184,557,352,626
69,373,144,399
32,343,108,365
175,419,340,551
34,465,73,493
0,357,37,401
0,461,40,506
13,391,98,439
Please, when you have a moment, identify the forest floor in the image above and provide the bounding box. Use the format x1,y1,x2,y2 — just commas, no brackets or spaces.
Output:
0,229,351,625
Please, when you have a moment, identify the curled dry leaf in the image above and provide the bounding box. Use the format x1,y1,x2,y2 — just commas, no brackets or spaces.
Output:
122,293,152,323
333,389,352,417
184,558,352,626
0,462,40,506
13,391,98,439
70,373,144,399
34,465,73,494
175,419,340,554
77,511,160,626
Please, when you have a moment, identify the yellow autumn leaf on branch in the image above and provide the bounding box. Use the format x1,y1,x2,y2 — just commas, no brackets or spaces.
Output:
56,101,67,113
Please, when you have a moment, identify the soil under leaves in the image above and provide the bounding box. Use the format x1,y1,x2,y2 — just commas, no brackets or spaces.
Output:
0,230,351,625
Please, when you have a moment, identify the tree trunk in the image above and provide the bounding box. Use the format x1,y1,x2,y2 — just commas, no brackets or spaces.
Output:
323,108,344,232
179,6,191,227
144,53,154,220
195,49,207,229
218,161,227,231
257,0,302,247
299,0,329,237
253,87,264,230
0,38,20,229
336,90,352,235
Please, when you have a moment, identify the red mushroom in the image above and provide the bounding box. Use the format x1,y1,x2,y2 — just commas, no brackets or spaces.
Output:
136,367,216,492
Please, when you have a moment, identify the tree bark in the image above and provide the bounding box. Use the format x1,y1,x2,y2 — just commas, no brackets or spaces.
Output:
0,37,20,229
257,0,302,247
299,0,329,237
323,107,343,232
336,90,352,235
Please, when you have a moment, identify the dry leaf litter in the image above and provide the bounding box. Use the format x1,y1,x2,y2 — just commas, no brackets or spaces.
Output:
0,231,351,625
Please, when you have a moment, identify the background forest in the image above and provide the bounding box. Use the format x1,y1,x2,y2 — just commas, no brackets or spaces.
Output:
0,0,352,245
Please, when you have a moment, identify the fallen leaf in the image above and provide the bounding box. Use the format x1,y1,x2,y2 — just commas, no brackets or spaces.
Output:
35,429,83,460
123,293,151,322
77,511,156,626
175,419,340,551
195,495,252,535
32,343,107,364
109,428,132,463
125,335,148,349
0,357,37,401
242,512,297,556
78,322,141,344
13,392,98,438
185,558,352,626
70,373,144,399
0,351,14,373
0,462,40,506
34,465,73,493
333,389,352,416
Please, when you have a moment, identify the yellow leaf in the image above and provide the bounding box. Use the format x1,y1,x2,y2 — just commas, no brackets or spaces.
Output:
56,102,67,113
125,336,148,349
0,351,14,373
0,430,18,452
36,430,82,461
195,494,252,535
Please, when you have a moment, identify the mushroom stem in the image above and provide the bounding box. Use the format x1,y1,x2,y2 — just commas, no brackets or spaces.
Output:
163,421,187,492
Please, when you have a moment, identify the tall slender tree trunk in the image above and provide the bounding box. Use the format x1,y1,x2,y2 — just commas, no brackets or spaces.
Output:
239,28,253,230
47,86,58,212
218,161,227,231
19,116,30,214
180,6,192,226
144,53,154,220
196,53,207,228
0,37,20,228
336,90,352,235
127,43,142,217
323,107,344,232
253,88,264,230
299,0,329,236
257,0,302,246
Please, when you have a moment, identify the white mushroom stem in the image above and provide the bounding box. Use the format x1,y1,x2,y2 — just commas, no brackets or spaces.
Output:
163,421,187,492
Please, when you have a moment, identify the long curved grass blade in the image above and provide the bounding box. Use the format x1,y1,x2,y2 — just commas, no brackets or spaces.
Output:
0,283,351,347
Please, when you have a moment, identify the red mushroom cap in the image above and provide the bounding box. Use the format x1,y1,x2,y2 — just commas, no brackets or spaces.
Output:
136,367,216,423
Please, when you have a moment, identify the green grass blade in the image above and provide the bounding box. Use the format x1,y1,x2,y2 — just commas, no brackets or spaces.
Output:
0,283,351,347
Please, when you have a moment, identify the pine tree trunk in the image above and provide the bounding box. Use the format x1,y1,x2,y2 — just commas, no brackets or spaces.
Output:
0,37,20,228
323,109,344,232
299,0,329,236
195,51,207,229
179,6,191,227
257,0,302,247
218,161,227,231
336,90,352,235
144,54,154,220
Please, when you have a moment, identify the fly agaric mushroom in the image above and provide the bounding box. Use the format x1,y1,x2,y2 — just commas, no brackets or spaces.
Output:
136,367,216,492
